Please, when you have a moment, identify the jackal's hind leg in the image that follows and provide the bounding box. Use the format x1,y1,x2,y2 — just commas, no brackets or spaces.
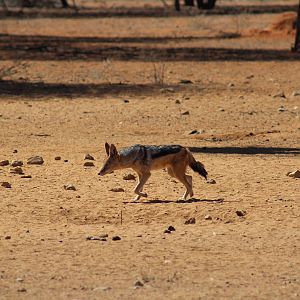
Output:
167,167,193,200
133,172,151,201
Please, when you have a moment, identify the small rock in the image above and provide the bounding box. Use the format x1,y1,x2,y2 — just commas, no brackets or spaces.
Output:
164,229,171,234
10,167,24,175
184,217,196,225
112,236,121,241
99,234,109,238
181,111,190,116
175,99,181,104
189,129,199,135
64,160,68,163
84,154,95,160
228,82,235,87
13,150,18,153
64,184,76,191
5,235,11,239
278,106,286,112
16,278,24,282
204,215,212,220
180,79,193,84
273,92,286,98
109,188,125,192
17,288,26,293
27,156,44,165
21,175,32,179
1,182,11,188
207,179,216,184
54,156,61,160
83,161,95,167
123,174,136,181
0,160,9,166
94,286,111,291
123,99,130,103
218,108,225,112
292,91,300,97
168,225,175,232
11,160,23,167
236,210,246,217
286,170,300,178
86,236,106,241
134,280,144,288
160,87,175,93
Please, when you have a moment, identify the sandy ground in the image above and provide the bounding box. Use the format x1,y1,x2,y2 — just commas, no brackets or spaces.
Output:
0,1,300,299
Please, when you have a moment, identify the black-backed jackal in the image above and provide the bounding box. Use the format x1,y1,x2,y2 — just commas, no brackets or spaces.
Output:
99,143,208,201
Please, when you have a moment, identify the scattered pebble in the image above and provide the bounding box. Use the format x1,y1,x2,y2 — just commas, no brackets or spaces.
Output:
27,156,44,165
64,184,76,191
10,167,24,175
11,160,23,167
164,229,171,234
180,79,193,84
204,215,212,220
0,160,9,166
134,280,144,288
207,179,216,184
13,150,18,153
17,288,26,293
228,82,235,87
278,106,286,112
21,175,32,179
16,278,24,282
175,99,181,104
273,92,286,98
64,160,68,163
236,210,246,217
286,170,300,178
123,99,130,103
112,236,121,241
109,188,125,192
181,111,190,116
83,161,95,167
99,234,109,238
184,217,196,225
123,174,136,181
54,156,61,160
5,235,11,239
160,87,175,93
189,129,199,135
1,182,11,188
292,91,300,97
168,225,176,232
84,154,95,160
218,108,225,112
94,286,111,291
86,236,107,241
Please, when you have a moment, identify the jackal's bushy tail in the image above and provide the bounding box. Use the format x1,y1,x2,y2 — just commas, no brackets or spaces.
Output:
188,150,208,180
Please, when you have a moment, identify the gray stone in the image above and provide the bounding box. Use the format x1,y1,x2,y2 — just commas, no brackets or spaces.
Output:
84,154,95,160
0,160,9,166
11,160,23,167
10,167,24,175
27,156,44,165
109,188,125,192
184,217,196,224
1,182,11,188
84,161,95,167
123,174,136,181
64,184,76,191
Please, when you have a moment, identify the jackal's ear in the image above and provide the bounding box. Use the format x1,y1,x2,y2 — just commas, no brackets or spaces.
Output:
109,144,118,156
105,142,110,156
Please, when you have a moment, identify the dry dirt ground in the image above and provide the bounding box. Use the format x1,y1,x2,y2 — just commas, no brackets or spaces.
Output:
0,1,300,299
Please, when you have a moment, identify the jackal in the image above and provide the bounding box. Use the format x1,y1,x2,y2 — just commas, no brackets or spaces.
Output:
98,143,207,201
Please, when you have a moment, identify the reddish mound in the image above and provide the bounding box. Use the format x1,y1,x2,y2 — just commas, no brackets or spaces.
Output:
244,12,297,37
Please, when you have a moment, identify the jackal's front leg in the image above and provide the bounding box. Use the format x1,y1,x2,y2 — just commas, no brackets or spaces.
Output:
133,172,151,201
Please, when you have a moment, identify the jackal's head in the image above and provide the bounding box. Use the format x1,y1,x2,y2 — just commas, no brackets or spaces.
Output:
98,142,120,176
